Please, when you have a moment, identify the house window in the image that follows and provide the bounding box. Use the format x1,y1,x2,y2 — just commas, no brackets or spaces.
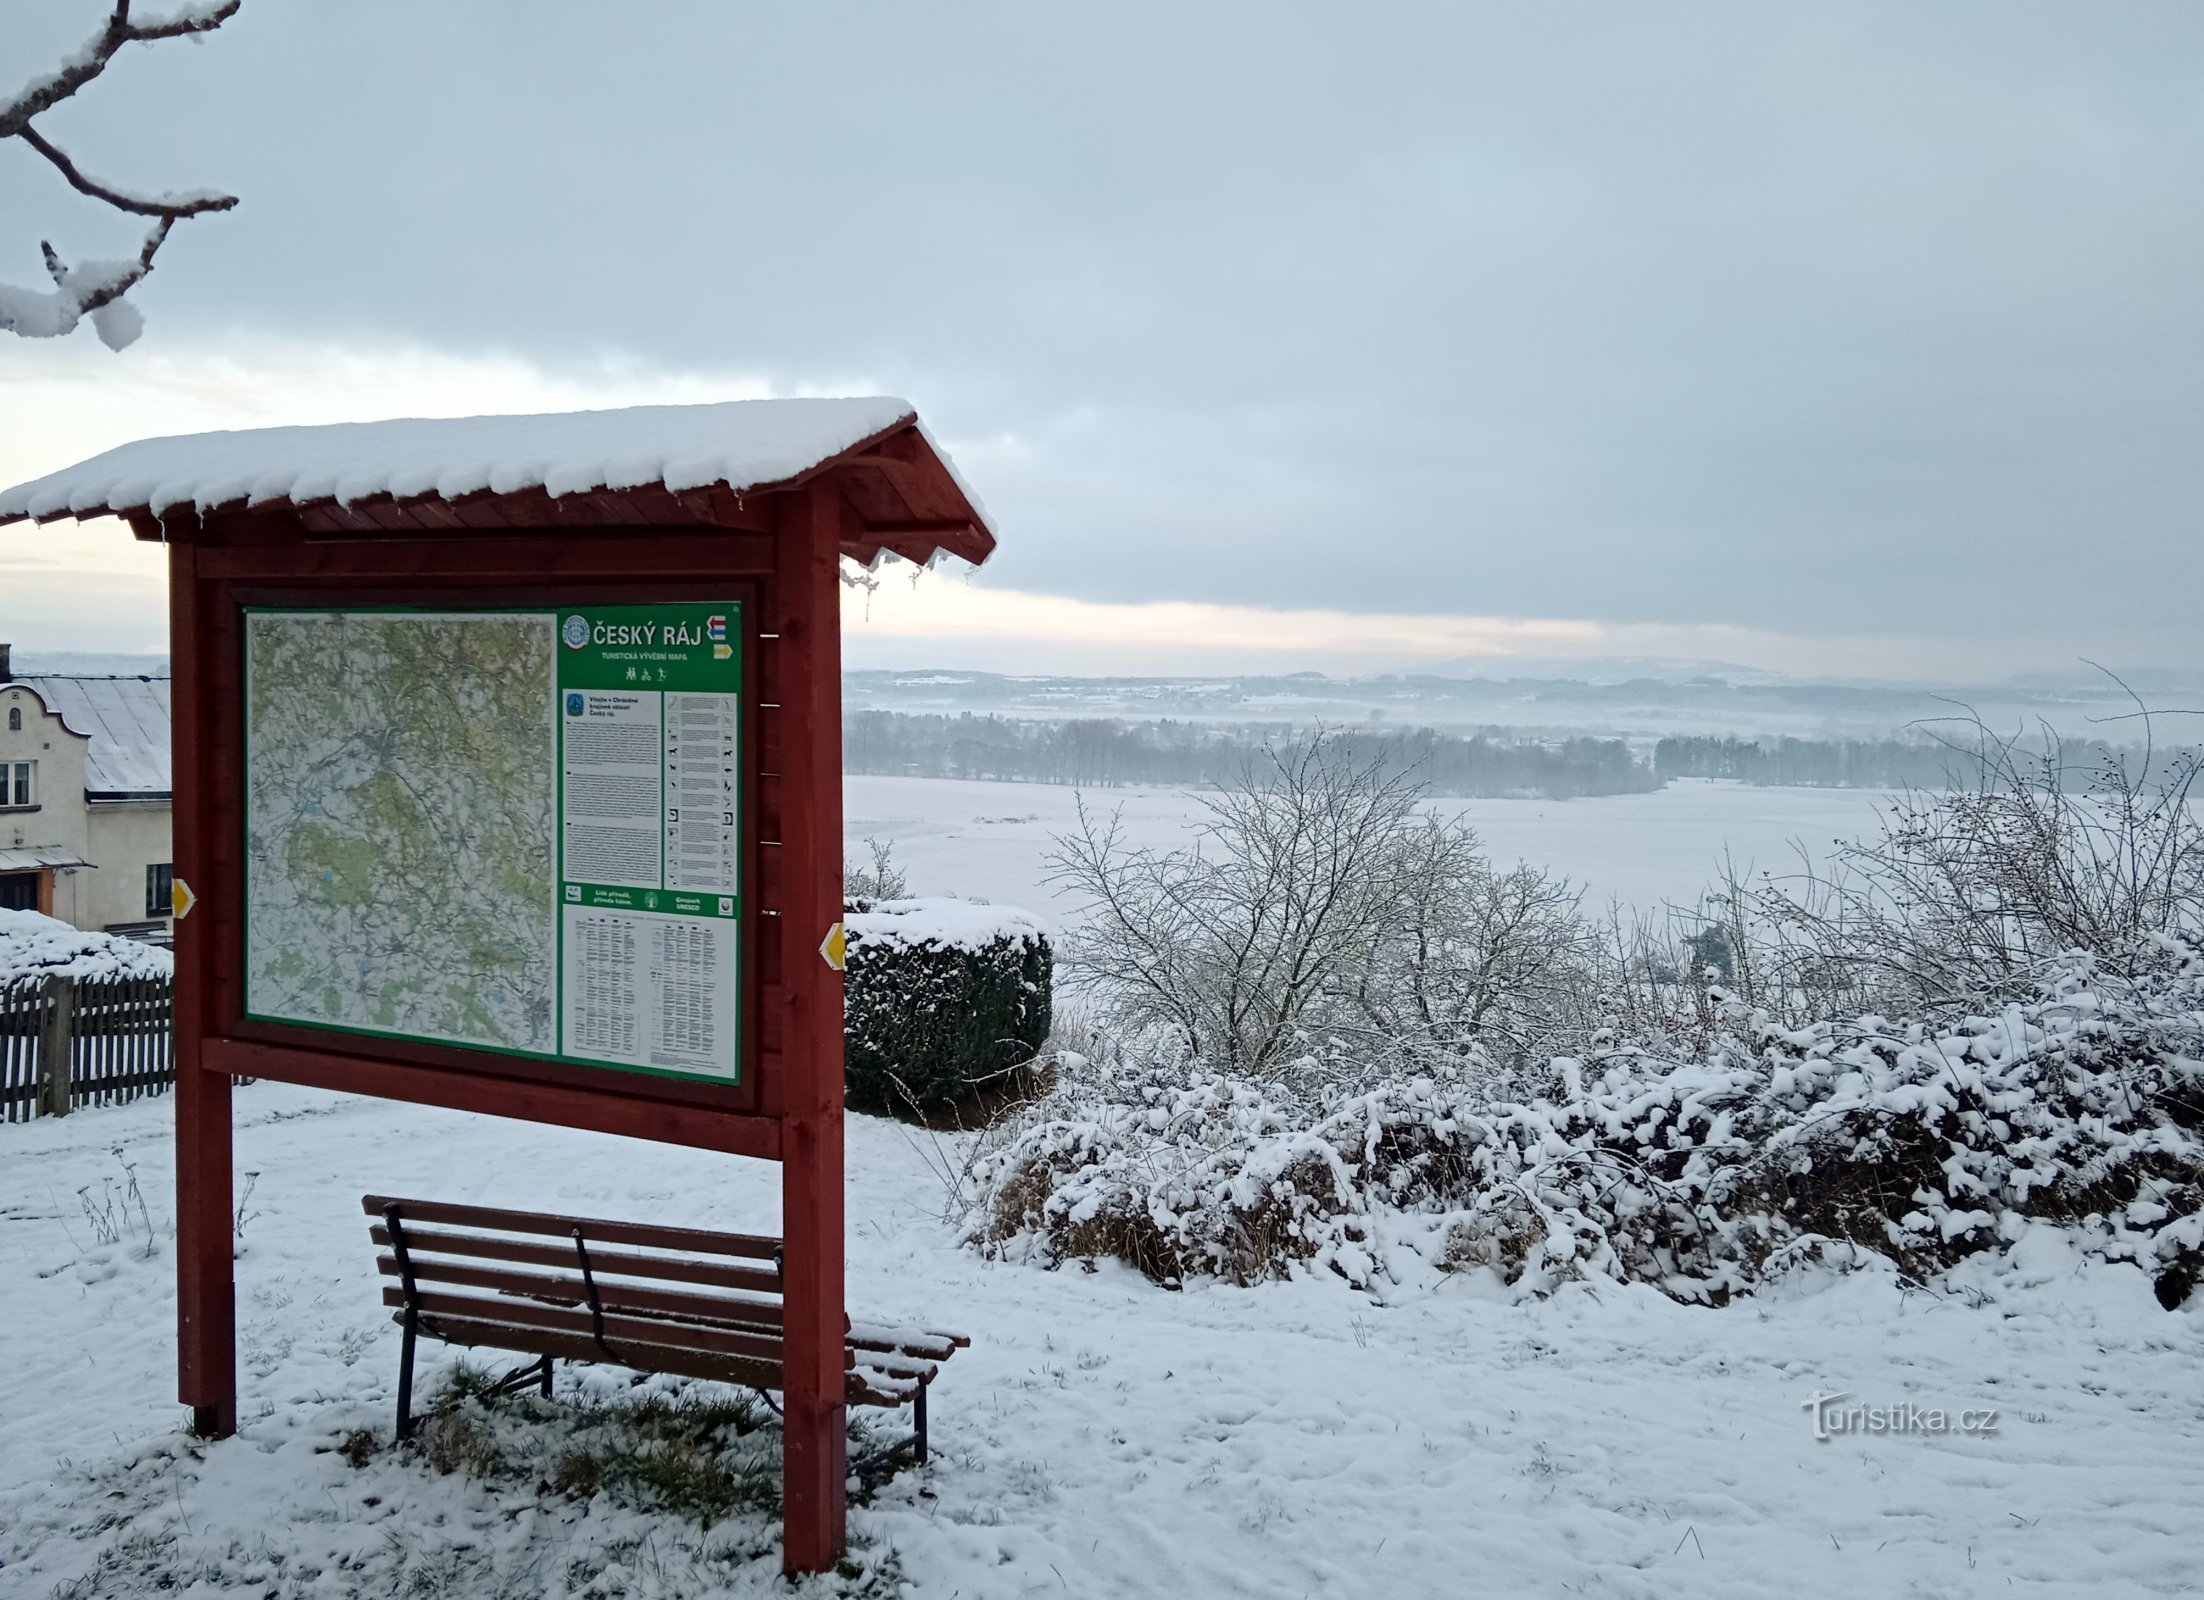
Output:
6,706,18,731
147,863,175,919
6,761,31,807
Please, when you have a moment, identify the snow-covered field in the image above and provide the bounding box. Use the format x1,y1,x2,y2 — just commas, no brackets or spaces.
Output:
3,1084,2201,1597
848,773,1894,924
4,777,2203,1597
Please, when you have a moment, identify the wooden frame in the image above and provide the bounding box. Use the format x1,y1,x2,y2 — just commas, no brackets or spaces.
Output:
108,418,992,1574
207,574,771,1122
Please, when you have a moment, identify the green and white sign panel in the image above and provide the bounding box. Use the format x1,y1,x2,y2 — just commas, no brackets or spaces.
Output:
242,603,742,1084
555,604,742,1079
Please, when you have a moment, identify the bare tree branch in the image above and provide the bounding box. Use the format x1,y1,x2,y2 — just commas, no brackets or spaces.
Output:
17,123,236,219
0,2,242,133
44,219,171,312
0,0,241,348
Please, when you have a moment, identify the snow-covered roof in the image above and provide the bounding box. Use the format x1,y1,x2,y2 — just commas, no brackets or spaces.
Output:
0,907,173,982
0,396,962,526
12,675,171,798
0,846,93,871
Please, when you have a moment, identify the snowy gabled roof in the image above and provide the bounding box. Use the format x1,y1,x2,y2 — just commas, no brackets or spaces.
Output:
15,675,171,798
0,397,997,565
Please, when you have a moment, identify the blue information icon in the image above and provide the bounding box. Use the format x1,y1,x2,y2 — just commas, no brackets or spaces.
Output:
565,692,585,716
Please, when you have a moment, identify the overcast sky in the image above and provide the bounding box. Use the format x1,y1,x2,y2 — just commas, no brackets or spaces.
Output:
3,1,2200,678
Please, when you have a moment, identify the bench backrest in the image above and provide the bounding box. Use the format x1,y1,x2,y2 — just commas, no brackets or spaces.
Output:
361,1193,964,1404
365,1193,801,1372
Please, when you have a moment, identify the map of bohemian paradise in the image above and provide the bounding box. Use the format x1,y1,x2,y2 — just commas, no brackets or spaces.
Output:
244,603,743,1081
244,611,561,1055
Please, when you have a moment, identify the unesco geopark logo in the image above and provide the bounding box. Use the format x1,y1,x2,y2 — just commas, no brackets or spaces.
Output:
561,614,591,650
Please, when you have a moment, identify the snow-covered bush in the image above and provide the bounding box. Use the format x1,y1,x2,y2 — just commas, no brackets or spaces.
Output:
0,908,173,984
982,721,2204,1306
963,954,2204,1308
843,899,1052,1113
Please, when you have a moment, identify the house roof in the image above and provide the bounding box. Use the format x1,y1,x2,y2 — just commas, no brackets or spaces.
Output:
0,397,995,567
11,676,171,798
0,846,94,870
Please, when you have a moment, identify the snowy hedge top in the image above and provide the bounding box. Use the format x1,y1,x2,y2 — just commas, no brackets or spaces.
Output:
845,898,1049,954
0,909,173,983
0,396,920,523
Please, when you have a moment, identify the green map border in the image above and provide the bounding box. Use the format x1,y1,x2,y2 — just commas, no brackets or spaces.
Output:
239,602,745,1087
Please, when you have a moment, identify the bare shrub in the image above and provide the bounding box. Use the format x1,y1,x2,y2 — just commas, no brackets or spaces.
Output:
1659,718,2204,1028
843,835,910,907
1342,821,1598,1079
1049,734,1592,1078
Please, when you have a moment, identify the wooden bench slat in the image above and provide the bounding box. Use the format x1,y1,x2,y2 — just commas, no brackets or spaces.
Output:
363,1194,781,1261
407,1312,789,1395
376,1253,786,1332
384,1286,801,1369
371,1224,784,1296
847,1322,970,1359
848,1368,922,1406
378,1276,940,1387
394,1311,917,1408
852,1350,940,1383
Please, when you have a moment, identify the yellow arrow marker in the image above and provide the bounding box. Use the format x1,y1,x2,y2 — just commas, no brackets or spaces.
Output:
819,921,847,972
171,877,197,920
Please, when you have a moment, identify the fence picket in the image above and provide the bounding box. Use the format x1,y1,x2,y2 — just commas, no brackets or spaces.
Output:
0,973,177,1120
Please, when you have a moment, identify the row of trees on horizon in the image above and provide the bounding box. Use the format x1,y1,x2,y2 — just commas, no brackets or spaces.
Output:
846,713,2182,799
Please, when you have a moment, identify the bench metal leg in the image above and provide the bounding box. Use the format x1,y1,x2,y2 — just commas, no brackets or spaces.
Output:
395,1313,417,1442
485,1352,553,1401
851,1382,932,1484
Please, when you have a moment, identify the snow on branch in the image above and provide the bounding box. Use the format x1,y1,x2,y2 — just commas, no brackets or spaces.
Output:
0,0,241,350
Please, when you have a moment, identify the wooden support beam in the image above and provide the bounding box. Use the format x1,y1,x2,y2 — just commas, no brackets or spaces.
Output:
862,520,979,537
194,531,774,581
170,541,237,1439
199,1038,783,1160
775,479,849,1574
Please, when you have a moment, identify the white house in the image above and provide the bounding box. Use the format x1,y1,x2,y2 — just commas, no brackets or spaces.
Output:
0,643,174,943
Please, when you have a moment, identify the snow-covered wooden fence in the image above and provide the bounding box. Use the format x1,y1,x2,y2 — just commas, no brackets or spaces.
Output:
0,974,174,1122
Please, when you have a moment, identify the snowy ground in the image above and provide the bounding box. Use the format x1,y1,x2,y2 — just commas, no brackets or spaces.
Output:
5,779,2200,1595
846,774,1895,926
4,1083,2202,1598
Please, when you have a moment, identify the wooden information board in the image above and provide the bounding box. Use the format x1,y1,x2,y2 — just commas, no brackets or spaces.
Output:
0,399,995,1573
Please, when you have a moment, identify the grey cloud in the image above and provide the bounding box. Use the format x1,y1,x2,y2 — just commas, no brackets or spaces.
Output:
4,1,2201,666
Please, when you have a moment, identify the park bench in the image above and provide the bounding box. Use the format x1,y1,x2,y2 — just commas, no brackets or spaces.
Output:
363,1194,967,1478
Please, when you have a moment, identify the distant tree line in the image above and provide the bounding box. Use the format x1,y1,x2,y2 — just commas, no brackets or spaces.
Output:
845,713,1660,798
1653,733,2178,792
1653,735,1979,789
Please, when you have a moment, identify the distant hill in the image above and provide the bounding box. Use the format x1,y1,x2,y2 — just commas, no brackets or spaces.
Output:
843,666,2184,744
7,650,169,678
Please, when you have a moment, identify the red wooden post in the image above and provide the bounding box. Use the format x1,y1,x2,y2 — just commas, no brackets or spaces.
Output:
170,539,237,1438
776,480,849,1572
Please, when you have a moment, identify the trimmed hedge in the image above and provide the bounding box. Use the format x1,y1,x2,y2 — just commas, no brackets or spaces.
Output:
843,898,1052,1113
